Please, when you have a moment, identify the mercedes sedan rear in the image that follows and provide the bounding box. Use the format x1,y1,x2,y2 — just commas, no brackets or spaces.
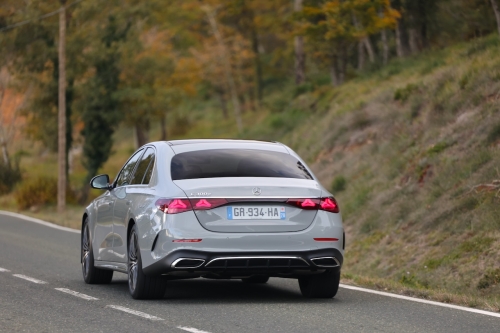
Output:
81,139,344,299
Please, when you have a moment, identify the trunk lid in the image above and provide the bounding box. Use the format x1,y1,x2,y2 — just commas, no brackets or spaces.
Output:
173,178,322,233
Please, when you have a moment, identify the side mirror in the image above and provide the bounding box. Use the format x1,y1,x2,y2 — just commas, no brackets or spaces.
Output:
90,174,112,190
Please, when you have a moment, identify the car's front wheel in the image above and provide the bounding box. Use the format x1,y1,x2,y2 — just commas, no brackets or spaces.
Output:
298,268,340,298
81,218,113,284
128,224,167,299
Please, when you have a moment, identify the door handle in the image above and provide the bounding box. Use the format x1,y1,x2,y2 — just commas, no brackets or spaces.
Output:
108,202,113,206
126,200,132,206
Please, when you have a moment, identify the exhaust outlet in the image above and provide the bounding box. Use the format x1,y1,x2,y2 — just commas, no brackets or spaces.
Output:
310,257,340,268
171,258,205,269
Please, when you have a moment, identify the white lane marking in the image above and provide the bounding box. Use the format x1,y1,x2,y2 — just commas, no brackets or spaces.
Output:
340,284,500,318
177,327,212,333
106,305,163,321
0,267,11,272
13,274,47,284
0,210,79,234
55,288,98,300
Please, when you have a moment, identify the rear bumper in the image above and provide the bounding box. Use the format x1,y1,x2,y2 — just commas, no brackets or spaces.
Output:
143,248,343,278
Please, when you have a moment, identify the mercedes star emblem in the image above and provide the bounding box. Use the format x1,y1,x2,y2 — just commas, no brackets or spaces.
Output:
252,187,262,196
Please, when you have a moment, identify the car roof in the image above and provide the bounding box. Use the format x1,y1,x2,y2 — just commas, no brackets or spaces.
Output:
166,139,278,146
162,139,289,154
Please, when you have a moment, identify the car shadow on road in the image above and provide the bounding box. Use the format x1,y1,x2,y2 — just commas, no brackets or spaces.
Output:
108,276,340,304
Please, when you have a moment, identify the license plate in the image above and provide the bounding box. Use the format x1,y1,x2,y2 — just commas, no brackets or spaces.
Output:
227,206,286,220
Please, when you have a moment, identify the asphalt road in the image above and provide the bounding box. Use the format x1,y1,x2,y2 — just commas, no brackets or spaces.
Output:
1,212,499,333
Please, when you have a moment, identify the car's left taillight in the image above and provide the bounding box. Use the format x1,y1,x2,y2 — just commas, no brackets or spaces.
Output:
155,199,192,214
156,198,229,214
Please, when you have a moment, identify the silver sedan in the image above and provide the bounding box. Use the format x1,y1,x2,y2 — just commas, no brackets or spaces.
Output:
81,140,344,299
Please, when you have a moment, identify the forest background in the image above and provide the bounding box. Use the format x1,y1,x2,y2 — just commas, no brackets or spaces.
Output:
1,0,500,312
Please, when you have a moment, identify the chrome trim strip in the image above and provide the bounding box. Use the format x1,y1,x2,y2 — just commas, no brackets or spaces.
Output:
171,258,205,269
310,257,340,268
164,196,320,200
205,256,310,267
95,261,128,273
189,196,320,199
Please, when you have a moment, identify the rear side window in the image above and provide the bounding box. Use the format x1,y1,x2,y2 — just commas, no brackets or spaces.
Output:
131,148,155,185
115,149,144,187
171,149,313,180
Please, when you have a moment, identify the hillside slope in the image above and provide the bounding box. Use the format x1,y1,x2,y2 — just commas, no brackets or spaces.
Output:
2,34,500,311
263,35,500,310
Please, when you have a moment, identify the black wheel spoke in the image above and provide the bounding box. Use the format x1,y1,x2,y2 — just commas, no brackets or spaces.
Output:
128,232,138,292
82,225,90,277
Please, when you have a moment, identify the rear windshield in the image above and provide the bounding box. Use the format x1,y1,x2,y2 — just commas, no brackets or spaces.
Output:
171,149,313,180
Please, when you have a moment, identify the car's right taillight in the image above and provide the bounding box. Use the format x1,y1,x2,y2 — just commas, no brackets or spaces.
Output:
319,197,339,213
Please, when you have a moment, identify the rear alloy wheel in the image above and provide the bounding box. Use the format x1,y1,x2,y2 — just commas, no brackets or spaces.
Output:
298,268,340,298
81,219,113,284
241,276,269,284
128,225,167,299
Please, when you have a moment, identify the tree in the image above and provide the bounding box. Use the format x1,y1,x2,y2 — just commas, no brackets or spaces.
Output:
299,0,399,85
294,0,306,85
202,4,243,132
79,15,128,200
491,0,500,35
57,0,67,212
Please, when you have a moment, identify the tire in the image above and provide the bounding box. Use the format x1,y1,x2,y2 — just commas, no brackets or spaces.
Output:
128,224,167,300
298,268,340,298
241,276,269,284
81,218,113,284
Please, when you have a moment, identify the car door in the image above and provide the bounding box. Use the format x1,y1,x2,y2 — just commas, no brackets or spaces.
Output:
106,148,144,262
94,191,116,262
112,147,156,263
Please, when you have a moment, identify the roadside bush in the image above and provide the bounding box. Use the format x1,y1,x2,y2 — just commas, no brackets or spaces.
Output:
14,177,58,209
477,268,500,289
0,162,22,195
331,175,347,192
394,83,419,102
486,123,500,144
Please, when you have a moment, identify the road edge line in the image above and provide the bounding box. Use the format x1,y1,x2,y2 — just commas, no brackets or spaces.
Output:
2,211,498,318
339,284,500,318
106,305,164,321
0,210,79,234
55,288,99,301
177,326,212,333
13,274,47,284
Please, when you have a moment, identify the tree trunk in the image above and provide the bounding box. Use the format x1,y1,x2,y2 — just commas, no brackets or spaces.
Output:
357,41,365,70
65,78,73,177
395,20,405,57
134,122,149,148
408,27,419,54
362,37,375,63
160,113,167,141
202,5,243,132
329,56,339,86
381,29,389,65
294,0,305,85
250,24,263,104
491,0,500,36
216,87,228,118
0,88,7,166
338,48,347,85
57,1,67,213
0,141,9,166
352,14,374,63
